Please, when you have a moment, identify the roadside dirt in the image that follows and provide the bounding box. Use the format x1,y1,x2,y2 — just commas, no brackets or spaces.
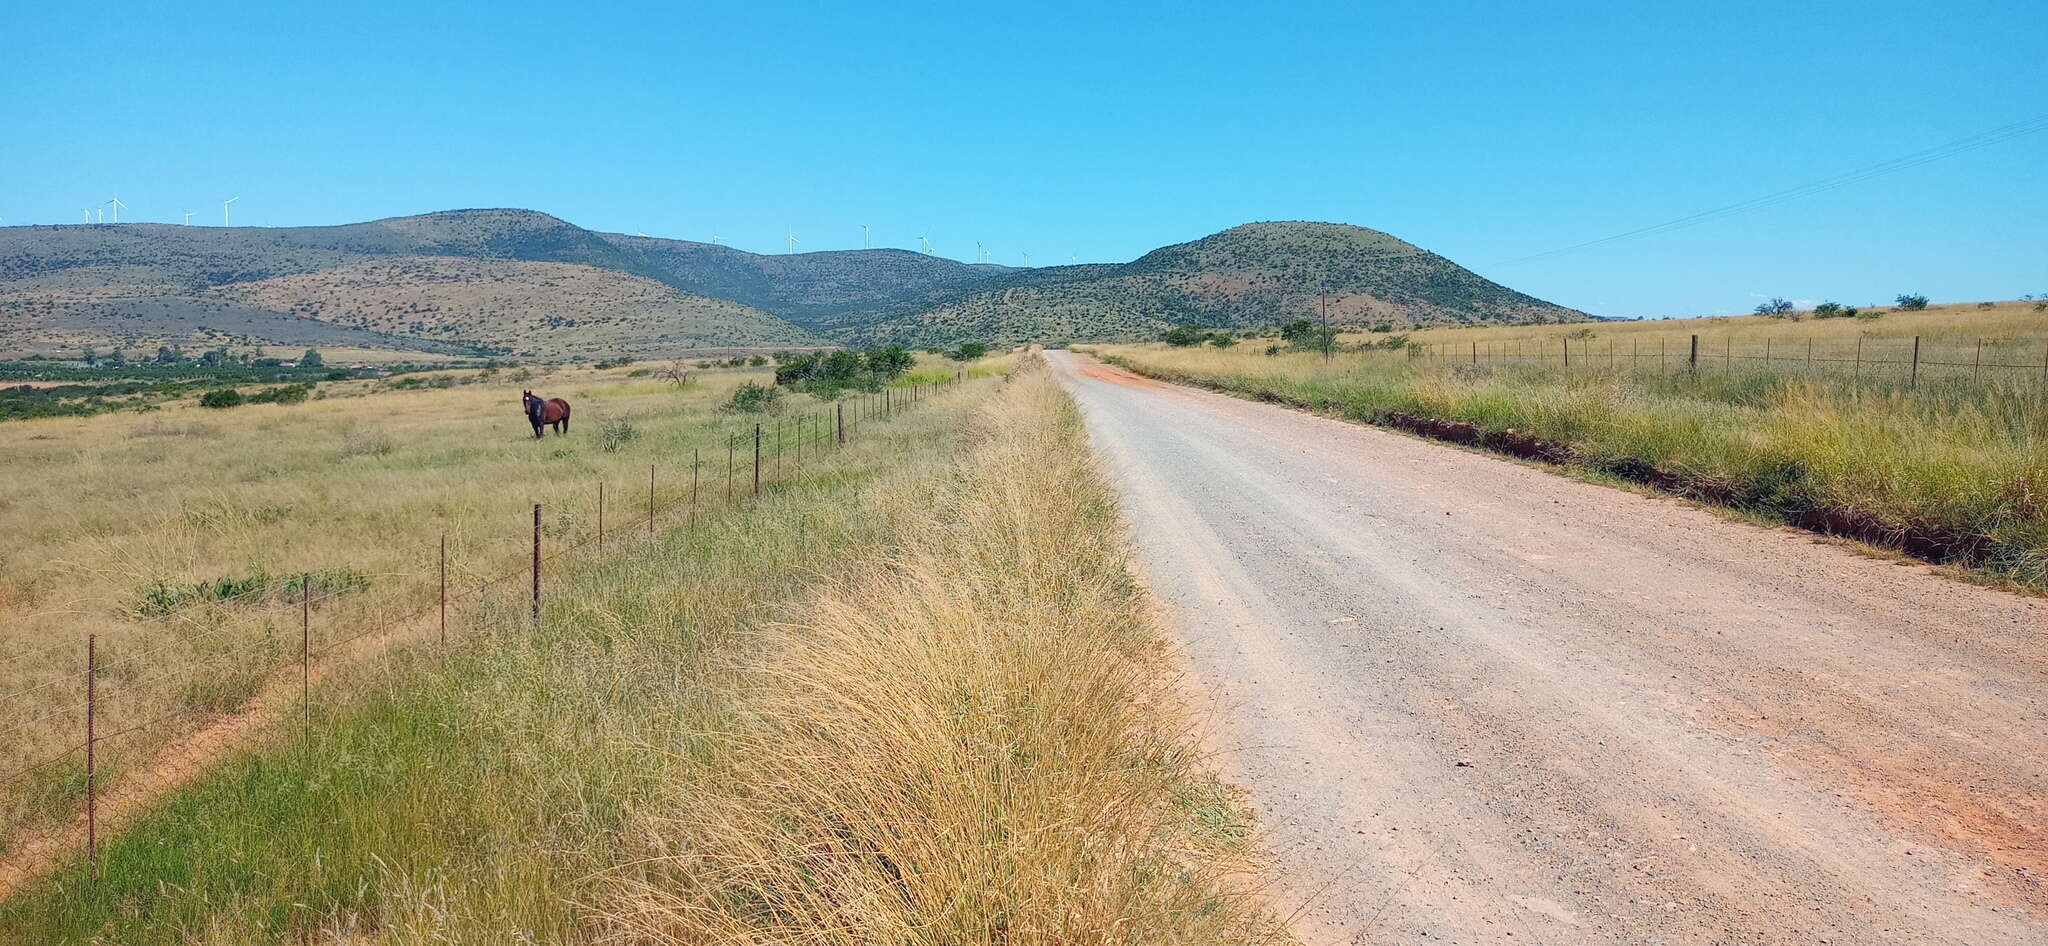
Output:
1049,351,2048,945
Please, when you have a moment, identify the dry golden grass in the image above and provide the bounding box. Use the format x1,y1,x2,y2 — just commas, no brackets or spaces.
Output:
603,356,1276,945
1386,299,2048,384
0,363,834,847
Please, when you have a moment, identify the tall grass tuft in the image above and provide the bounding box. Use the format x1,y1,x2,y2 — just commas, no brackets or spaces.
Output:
605,358,1273,945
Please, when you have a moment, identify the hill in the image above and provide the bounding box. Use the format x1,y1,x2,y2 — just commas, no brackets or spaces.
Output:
0,211,822,358
0,213,1588,356
827,222,1589,347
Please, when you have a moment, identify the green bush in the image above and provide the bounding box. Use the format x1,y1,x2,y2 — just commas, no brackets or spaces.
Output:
199,388,244,409
1895,293,1929,311
725,381,782,413
1161,324,1209,347
247,383,313,404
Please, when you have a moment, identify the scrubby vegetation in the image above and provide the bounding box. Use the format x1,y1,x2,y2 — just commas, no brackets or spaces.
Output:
771,345,915,397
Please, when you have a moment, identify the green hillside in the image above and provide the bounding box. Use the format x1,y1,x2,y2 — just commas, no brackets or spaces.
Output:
830,222,1589,347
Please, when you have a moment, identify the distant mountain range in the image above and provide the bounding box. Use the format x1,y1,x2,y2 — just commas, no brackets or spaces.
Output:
0,209,1588,358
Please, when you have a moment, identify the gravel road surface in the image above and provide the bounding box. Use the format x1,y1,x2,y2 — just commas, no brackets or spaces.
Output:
1047,350,2048,945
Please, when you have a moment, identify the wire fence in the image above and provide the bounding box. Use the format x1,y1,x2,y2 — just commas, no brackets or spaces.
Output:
0,376,963,903
1412,333,2048,391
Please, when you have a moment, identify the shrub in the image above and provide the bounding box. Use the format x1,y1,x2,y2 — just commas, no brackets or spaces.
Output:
1854,309,1883,320
946,341,989,361
247,383,312,404
1369,323,1394,333
1161,324,1209,347
199,388,244,409
1208,333,1238,348
597,417,640,452
1895,293,1929,310
725,381,782,413
1812,301,1845,319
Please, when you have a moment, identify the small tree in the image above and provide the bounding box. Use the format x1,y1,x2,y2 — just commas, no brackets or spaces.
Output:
947,341,989,361
1895,293,1929,311
1161,324,1208,347
1754,297,1796,318
1812,301,1844,319
300,348,324,367
1208,332,1238,348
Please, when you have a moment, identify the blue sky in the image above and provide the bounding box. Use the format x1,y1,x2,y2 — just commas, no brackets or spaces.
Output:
2,0,2042,318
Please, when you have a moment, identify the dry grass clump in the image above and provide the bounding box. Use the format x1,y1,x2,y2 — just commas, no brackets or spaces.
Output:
605,358,1274,945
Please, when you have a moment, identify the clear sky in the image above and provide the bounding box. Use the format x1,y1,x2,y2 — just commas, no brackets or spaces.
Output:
3,0,2043,318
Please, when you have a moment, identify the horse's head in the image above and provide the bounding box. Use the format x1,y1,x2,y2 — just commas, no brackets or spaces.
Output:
521,390,540,420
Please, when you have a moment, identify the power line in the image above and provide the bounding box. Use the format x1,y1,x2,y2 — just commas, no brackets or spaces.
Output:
1489,113,2048,268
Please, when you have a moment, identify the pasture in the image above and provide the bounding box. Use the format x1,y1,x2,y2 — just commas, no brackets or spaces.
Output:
0,358,871,853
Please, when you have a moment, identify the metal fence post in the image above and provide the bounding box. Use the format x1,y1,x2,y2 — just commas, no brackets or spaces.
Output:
531,504,541,621
648,463,655,537
690,449,700,527
597,481,604,554
1911,336,1921,390
753,424,762,495
837,402,845,444
1688,334,1699,376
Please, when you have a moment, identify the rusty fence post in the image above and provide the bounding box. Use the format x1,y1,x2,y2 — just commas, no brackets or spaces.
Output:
1562,337,1570,367
753,424,762,495
531,503,542,622
85,633,96,885
1910,336,1921,390
1974,338,1983,382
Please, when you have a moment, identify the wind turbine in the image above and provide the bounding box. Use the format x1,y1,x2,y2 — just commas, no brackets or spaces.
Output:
918,234,934,255
976,240,986,263
106,197,126,223
96,208,104,224
82,210,90,224
183,211,195,225
635,231,649,237
862,225,872,249
787,231,800,254
710,234,721,245
1021,251,1031,267
222,196,239,226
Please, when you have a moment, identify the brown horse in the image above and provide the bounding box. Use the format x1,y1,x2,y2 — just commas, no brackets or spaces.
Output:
522,390,571,438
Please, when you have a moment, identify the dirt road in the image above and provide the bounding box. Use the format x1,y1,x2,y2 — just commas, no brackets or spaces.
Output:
1046,351,2048,945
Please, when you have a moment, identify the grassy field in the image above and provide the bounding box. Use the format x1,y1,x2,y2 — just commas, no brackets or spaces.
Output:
0,354,1273,944
1381,299,2048,390
0,356,949,858
1091,334,2047,593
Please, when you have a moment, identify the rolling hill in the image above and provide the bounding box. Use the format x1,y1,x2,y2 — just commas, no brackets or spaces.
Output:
0,211,1588,357
826,222,1589,347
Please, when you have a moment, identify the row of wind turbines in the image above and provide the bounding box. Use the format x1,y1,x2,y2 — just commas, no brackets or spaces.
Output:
74,196,239,226
779,224,1076,267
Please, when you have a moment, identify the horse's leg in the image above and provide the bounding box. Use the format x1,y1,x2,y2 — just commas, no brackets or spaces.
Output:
533,421,543,439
